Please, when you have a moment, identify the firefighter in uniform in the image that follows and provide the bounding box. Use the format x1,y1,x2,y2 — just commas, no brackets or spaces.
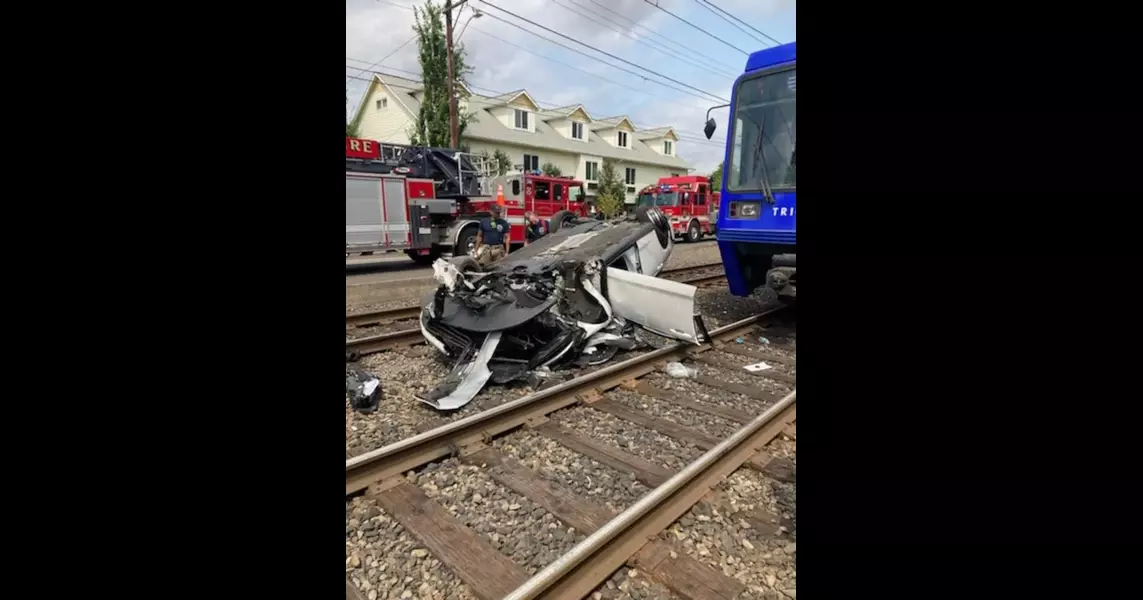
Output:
524,211,550,246
474,204,511,266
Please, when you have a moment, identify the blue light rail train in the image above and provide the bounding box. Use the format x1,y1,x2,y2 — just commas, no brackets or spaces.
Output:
704,42,796,299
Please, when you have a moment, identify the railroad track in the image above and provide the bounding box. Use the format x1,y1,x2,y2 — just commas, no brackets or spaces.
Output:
346,309,796,600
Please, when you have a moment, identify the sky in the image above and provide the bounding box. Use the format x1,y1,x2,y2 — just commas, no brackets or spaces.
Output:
346,0,796,174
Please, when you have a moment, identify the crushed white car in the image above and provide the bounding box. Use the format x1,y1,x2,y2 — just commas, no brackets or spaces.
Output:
417,206,710,410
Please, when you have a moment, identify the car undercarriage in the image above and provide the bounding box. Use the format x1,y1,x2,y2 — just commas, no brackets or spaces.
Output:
417,206,711,410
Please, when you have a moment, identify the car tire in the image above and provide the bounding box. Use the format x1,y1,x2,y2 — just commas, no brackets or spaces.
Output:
450,255,481,273
549,210,577,233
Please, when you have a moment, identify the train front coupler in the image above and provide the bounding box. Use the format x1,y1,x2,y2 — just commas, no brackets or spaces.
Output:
767,254,796,299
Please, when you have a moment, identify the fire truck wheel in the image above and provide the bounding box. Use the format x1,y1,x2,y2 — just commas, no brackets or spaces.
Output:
687,220,701,243
549,210,577,233
455,226,479,257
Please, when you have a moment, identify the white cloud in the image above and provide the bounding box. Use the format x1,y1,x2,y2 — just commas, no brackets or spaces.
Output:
347,0,794,173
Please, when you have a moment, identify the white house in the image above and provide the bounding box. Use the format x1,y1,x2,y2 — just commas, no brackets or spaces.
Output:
350,72,693,205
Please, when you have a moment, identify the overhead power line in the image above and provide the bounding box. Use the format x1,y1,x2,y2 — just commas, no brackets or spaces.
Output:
689,0,768,46
573,0,739,73
695,0,783,46
639,0,749,55
550,0,738,79
346,34,416,85
477,0,729,103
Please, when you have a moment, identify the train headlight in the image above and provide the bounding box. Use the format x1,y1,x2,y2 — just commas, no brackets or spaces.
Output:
730,202,761,219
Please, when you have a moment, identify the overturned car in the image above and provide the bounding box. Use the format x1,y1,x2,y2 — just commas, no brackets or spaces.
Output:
417,206,711,410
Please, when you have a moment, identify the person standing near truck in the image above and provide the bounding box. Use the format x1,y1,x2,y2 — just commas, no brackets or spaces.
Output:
474,204,511,266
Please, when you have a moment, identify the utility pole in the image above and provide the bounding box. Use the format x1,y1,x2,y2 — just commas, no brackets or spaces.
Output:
444,0,466,149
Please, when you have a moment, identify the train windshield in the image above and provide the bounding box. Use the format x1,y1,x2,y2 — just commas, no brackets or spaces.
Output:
727,67,796,192
637,192,680,206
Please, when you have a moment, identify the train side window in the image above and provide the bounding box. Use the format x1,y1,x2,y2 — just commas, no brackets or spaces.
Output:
554,184,563,201
534,181,550,201
512,180,520,195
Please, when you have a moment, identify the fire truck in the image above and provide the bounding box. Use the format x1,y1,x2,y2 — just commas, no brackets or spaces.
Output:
345,137,591,264
635,175,720,242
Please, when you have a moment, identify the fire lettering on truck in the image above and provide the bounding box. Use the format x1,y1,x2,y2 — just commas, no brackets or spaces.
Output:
345,137,380,160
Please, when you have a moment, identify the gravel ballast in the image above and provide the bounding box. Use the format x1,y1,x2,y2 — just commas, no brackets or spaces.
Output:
346,495,475,600
555,405,702,471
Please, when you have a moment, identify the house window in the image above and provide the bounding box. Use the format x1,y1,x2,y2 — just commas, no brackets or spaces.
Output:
663,140,672,155
571,122,584,140
515,109,529,130
618,131,628,148
585,161,599,181
523,154,539,172
625,168,636,185
671,173,680,177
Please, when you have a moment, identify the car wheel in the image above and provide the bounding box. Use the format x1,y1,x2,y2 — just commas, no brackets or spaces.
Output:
450,255,481,273
549,210,577,233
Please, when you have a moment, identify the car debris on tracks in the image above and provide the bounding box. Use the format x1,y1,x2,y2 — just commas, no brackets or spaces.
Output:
416,206,711,410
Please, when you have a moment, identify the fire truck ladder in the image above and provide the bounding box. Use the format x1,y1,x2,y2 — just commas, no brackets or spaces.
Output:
345,142,488,199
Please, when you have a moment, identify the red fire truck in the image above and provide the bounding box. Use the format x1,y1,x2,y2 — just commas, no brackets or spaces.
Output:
635,175,720,242
345,137,590,264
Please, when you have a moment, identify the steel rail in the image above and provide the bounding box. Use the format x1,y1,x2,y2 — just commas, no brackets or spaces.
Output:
345,308,784,494
504,391,797,600
345,328,423,356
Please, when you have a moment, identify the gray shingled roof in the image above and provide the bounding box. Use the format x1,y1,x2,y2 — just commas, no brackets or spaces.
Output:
370,73,693,171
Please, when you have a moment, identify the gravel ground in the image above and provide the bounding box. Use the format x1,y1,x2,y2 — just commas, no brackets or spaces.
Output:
642,371,774,417
679,356,793,396
661,240,721,270
591,568,675,600
607,388,740,440
346,495,475,600
347,345,550,455
493,429,651,512
668,460,798,600
555,405,702,471
709,348,796,379
417,461,587,574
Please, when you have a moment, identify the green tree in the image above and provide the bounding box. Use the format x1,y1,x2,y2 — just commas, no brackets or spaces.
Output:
540,162,562,177
492,149,511,176
710,161,724,187
407,0,473,148
598,158,625,199
346,93,358,137
595,192,624,218
595,158,627,217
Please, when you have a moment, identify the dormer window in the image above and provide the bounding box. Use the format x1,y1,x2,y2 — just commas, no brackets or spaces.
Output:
514,109,529,130
664,140,673,155
618,131,628,148
571,122,584,140
376,98,387,110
